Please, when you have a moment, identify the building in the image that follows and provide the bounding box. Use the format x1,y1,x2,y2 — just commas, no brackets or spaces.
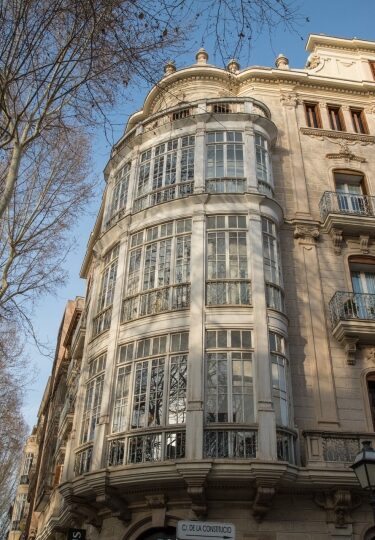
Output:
17,34,375,540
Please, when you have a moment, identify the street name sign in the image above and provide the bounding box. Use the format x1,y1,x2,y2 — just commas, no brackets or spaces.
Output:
177,521,235,540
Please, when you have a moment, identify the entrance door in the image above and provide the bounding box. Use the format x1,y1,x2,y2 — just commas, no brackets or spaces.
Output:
137,528,176,540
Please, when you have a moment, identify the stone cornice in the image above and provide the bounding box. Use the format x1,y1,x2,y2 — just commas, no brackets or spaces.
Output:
300,127,375,144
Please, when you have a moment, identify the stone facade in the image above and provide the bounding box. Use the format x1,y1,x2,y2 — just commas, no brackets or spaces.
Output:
13,34,375,540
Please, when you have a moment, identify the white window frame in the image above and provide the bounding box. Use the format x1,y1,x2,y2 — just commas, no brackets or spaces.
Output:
206,215,251,306
205,329,254,425
206,131,244,180
80,353,106,444
112,332,189,434
269,331,289,427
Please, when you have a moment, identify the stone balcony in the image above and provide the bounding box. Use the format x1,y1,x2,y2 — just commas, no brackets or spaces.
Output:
319,191,375,253
303,430,375,468
329,291,375,363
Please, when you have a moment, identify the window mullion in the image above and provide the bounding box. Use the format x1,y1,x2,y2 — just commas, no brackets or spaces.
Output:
176,142,182,183
145,360,152,428
228,350,233,423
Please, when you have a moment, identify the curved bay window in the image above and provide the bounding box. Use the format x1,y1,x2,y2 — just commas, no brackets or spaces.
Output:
204,329,256,459
206,215,250,306
262,217,284,312
105,162,131,229
255,133,273,196
122,219,191,321
134,136,195,211
269,332,289,426
206,131,245,193
108,332,188,466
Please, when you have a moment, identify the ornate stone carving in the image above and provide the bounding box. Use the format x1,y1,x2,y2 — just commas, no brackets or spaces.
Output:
95,484,131,523
367,348,375,363
300,127,375,144
280,92,299,108
306,54,321,70
294,224,320,244
315,489,361,529
330,228,343,254
252,486,275,522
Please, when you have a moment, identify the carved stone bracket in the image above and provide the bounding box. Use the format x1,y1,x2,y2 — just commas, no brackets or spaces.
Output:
341,337,359,366
64,494,102,530
252,486,275,522
145,495,167,528
360,235,370,254
95,484,131,523
177,464,211,519
314,489,361,529
330,228,343,254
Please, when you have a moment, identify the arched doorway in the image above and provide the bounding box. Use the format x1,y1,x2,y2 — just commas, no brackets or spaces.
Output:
137,527,177,540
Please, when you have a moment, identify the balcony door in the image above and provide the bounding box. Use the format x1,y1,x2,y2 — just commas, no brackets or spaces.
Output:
350,259,375,319
334,171,367,214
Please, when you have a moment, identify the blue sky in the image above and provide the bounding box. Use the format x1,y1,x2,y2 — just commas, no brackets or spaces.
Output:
22,0,375,428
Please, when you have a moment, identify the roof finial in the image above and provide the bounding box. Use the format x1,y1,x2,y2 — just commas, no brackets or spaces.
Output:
275,53,289,70
163,60,176,76
195,48,209,65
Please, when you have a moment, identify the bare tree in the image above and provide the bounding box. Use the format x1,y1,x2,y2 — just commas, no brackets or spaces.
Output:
0,323,28,540
0,0,302,218
0,129,92,322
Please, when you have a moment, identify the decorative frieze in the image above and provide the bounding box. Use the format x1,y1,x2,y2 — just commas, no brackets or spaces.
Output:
300,127,375,144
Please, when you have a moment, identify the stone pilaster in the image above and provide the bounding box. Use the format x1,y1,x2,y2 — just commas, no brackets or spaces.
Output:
249,209,277,460
186,210,205,459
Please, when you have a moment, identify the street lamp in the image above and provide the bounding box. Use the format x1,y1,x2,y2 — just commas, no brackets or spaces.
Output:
351,440,375,520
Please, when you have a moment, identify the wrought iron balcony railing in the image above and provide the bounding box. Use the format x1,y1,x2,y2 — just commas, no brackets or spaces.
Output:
319,191,375,221
107,430,186,466
134,181,194,212
203,428,257,459
122,283,190,322
329,291,375,327
206,177,246,193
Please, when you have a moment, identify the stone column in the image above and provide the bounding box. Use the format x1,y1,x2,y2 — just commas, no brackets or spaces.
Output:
194,122,206,194
126,148,139,213
294,224,339,426
280,91,312,220
341,105,353,133
319,102,331,130
244,125,258,192
249,206,277,460
186,210,205,459
91,236,128,470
